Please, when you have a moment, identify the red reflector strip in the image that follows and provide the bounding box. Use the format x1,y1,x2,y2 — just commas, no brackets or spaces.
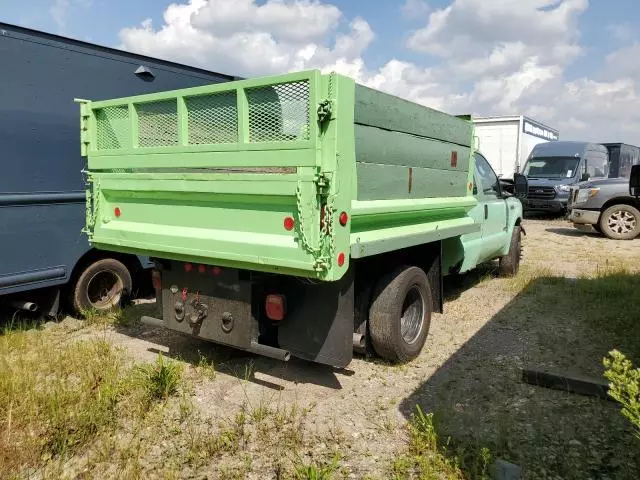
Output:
151,270,161,290
265,294,286,321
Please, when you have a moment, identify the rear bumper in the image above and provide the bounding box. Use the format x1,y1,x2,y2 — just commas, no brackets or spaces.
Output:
568,208,600,225
153,261,354,367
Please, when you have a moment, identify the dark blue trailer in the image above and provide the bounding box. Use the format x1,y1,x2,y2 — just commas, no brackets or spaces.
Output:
0,22,234,315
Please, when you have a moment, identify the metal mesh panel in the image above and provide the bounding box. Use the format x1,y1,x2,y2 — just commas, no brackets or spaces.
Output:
137,100,179,147
186,92,238,145
247,81,310,143
95,106,130,150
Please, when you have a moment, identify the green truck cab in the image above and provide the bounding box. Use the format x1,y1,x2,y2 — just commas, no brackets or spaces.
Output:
78,70,524,367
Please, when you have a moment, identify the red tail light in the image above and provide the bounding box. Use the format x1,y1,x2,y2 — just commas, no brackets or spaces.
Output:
184,263,193,272
265,294,286,321
198,264,206,273
339,211,348,226
114,207,121,218
284,216,295,231
151,269,162,290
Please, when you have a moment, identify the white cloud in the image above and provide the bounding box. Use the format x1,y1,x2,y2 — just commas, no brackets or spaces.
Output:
50,0,92,31
190,0,342,43
118,0,640,144
119,0,370,78
407,0,587,60
402,0,430,20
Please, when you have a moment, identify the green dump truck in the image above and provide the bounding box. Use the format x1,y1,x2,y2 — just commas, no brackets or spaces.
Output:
79,70,525,367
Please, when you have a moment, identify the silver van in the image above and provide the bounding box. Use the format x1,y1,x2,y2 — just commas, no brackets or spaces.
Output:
521,141,609,213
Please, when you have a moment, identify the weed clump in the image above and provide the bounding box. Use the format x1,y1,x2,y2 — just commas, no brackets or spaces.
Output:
136,353,183,400
604,350,640,439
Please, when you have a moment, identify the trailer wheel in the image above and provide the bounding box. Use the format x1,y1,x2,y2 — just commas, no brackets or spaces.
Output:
499,226,522,277
369,266,432,363
599,204,640,240
70,258,132,315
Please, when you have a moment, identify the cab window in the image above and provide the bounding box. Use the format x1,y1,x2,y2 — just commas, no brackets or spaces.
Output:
583,152,609,179
475,153,500,197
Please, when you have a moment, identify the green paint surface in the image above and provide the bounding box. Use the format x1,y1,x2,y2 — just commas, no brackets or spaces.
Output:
81,70,479,281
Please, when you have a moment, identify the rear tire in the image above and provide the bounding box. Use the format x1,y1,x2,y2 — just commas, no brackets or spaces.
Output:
369,266,432,363
499,226,522,277
70,258,132,315
599,204,640,240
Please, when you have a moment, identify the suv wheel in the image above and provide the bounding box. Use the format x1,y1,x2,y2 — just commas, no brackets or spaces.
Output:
599,204,640,240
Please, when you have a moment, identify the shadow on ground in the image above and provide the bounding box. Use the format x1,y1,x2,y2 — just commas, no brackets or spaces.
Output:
545,226,602,238
117,302,352,391
523,211,565,221
400,272,640,479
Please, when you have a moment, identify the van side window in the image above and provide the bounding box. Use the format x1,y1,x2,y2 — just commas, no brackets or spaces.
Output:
475,153,499,197
585,152,609,178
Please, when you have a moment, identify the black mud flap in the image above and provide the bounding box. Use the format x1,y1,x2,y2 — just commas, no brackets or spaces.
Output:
277,268,354,368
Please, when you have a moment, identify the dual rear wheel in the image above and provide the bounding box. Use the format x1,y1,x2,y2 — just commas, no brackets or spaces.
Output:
368,266,432,363
367,227,523,363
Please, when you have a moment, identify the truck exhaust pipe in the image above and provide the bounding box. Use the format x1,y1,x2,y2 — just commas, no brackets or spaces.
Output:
140,316,166,329
140,316,291,362
248,341,291,362
11,301,38,312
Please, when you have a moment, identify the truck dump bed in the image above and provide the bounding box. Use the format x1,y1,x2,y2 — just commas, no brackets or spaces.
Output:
81,71,477,281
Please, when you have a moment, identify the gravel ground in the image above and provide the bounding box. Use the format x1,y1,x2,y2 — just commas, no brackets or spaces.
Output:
82,218,640,478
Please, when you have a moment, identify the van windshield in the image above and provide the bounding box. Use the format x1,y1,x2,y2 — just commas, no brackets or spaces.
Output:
523,156,580,179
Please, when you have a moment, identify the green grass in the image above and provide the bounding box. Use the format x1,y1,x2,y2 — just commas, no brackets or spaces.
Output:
293,454,340,480
136,353,183,400
0,323,184,478
80,306,141,328
391,406,492,480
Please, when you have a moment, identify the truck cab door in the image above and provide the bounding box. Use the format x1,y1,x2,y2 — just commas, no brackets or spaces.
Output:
475,153,509,260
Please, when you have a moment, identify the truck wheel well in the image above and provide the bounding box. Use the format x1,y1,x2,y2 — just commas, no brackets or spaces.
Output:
68,249,143,291
599,197,639,217
353,241,443,318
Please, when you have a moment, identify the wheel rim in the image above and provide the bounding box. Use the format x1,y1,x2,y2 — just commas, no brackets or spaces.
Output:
86,271,123,309
607,210,637,235
400,285,426,345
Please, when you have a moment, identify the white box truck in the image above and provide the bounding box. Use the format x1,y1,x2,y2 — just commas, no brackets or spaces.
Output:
473,115,559,179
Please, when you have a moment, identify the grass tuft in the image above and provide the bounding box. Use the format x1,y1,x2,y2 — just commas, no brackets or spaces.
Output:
0,325,135,476
392,406,493,480
136,353,183,400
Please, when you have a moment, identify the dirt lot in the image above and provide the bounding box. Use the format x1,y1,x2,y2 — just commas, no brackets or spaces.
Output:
2,219,640,479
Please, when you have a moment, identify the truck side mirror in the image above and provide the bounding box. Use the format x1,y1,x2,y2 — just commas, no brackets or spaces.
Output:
631,165,640,197
513,173,528,198
581,172,590,182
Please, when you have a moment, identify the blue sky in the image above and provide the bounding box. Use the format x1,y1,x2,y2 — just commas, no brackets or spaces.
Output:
4,0,638,78
3,0,640,142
